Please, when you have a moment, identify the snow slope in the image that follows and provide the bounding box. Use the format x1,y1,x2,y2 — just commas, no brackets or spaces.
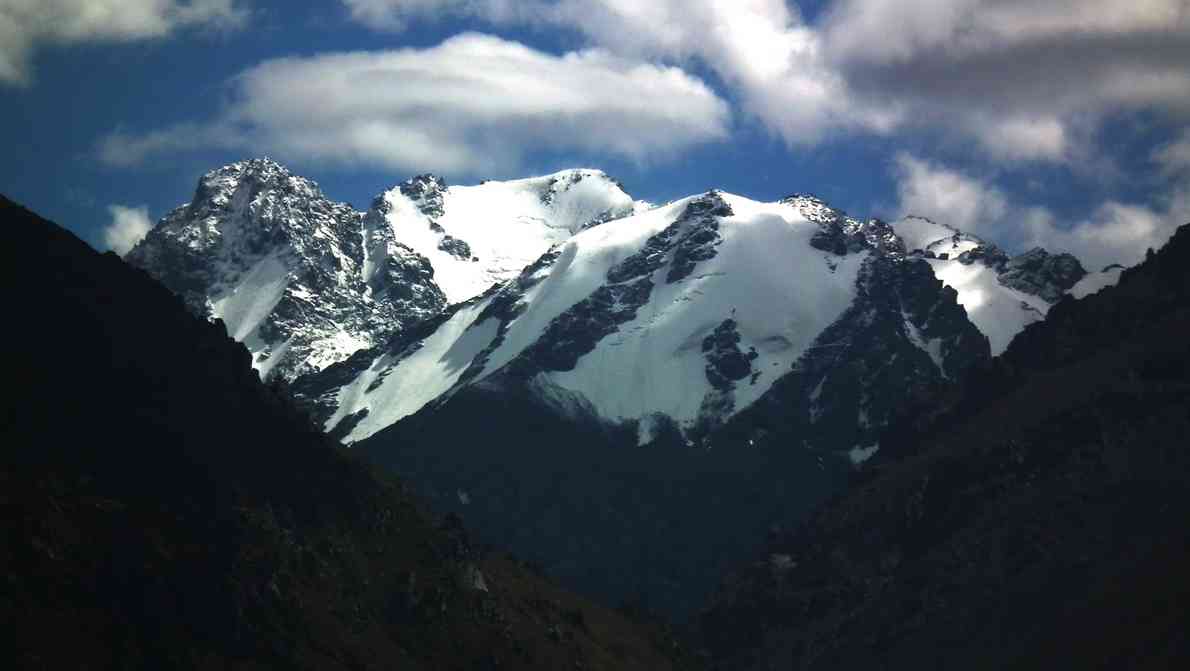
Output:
925,257,1050,355
379,169,636,304
326,298,499,438
892,216,1084,355
329,192,867,444
541,195,866,439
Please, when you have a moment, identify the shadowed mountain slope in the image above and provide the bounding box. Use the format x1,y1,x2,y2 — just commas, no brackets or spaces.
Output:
699,226,1190,670
0,195,696,671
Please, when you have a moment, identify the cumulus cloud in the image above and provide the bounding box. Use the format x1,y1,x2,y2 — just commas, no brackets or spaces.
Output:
340,0,1190,164
103,204,153,255
0,0,248,85
893,152,1190,270
97,33,731,174
343,0,898,145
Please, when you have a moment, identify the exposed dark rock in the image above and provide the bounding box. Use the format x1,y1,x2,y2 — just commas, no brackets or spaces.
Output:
437,234,473,260
398,174,447,219
957,242,1010,268
702,319,756,392
998,247,1087,302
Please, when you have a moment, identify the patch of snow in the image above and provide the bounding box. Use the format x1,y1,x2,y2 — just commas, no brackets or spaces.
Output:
849,443,880,465
1070,266,1124,299
252,336,293,381
901,309,946,374
210,254,289,341
300,330,373,372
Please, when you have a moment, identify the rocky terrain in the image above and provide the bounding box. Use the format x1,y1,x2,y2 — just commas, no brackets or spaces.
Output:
125,159,446,380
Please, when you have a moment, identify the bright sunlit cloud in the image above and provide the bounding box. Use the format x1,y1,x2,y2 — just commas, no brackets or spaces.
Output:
96,33,731,175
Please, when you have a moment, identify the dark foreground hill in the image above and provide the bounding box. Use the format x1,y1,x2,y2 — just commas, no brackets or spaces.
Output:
0,195,696,671
700,226,1190,669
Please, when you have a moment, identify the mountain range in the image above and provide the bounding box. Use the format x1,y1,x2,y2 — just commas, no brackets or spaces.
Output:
702,218,1190,669
3,154,1187,668
124,158,1122,618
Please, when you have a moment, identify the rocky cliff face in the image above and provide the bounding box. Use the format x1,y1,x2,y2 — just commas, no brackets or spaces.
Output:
125,158,445,380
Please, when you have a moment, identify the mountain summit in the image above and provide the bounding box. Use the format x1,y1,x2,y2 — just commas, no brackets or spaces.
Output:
129,159,1105,617
125,158,445,380
126,160,641,380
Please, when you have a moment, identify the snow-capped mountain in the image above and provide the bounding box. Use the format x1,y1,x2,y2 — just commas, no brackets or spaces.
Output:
125,160,641,381
279,181,1102,618
300,192,989,454
892,216,1087,354
125,159,446,380
376,169,640,304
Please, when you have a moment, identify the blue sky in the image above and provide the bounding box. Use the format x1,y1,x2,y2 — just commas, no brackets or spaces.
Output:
2,0,1188,269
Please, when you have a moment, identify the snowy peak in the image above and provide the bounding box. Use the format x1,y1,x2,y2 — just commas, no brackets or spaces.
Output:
375,168,638,303
126,158,446,380
309,189,989,450
891,215,1087,354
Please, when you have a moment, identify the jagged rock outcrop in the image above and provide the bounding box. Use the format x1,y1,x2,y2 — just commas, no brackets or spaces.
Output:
126,158,446,380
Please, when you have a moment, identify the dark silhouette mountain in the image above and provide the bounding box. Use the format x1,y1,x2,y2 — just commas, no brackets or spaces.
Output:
699,225,1190,669
0,195,697,671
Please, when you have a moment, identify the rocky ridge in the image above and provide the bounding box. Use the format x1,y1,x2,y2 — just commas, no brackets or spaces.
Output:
126,159,445,380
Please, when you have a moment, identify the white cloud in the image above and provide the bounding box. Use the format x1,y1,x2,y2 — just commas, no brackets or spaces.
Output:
1021,190,1190,271
339,1,1190,165
98,33,731,175
893,152,1189,270
98,122,243,167
341,0,899,146
103,204,153,255
0,0,248,86
893,153,1007,236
